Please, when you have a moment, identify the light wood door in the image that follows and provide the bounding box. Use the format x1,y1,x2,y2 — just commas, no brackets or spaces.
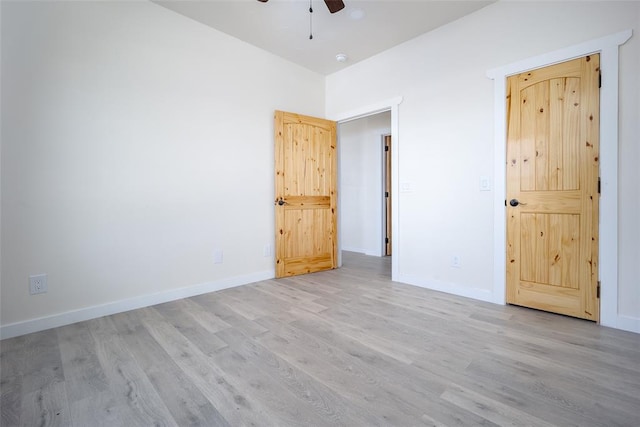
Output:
274,111,337,278
506,55,600,321
384,135,392,256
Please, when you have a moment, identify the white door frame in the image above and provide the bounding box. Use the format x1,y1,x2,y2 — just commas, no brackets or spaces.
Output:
330,97,403,280
487,30,632,329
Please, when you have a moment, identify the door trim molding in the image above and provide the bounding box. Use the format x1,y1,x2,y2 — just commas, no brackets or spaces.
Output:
487,29,633,331
329,96,403,281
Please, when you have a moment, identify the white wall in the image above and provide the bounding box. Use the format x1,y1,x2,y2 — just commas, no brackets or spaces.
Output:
0,1,325,337
339,112,391,256
326,1,640,330
618,4,640,323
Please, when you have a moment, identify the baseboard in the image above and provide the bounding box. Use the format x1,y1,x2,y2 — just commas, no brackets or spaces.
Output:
398,274,638,335
341,246,368,254
0,269,275,340
396,273,494,303
342,247,382,257
615,315,640,334
364,250,382,257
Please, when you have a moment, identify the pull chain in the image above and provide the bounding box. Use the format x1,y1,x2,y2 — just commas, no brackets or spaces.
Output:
309,0,313,39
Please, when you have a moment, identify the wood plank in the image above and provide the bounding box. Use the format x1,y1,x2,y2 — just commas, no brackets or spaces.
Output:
534,213,550,284
253,320,442,425
534,79,550,191
580,53,600,320
441,383,556,427
110,310,230,426
0,374,22,427
467,353,640,427
190,293,269,337
257,313,499,426
215,327,367,426
20,379,72,427
562,77,581,190
56,322,109,403
86,316,179,426
153,300,229,354
282,196,330,209
252,283,328,313
3,330,65,395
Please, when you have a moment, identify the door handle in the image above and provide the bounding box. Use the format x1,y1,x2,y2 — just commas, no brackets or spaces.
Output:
509,199,527,207
277,198,286,206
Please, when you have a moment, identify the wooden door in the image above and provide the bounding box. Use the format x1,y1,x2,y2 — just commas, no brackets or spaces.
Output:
384,135,392,256
274,111,337,278
506,55,600,321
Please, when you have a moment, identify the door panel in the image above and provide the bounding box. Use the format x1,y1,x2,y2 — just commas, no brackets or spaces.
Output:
384,135,392,256
506,55,600,321
275,111,337,278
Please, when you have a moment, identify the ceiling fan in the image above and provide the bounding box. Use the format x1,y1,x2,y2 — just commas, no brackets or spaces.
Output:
257,0,345,14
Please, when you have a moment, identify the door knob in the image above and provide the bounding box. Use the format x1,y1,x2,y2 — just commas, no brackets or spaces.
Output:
278,199,286,206
509,199,523,207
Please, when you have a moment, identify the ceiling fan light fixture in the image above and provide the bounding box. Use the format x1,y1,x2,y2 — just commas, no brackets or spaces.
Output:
335,53,348,63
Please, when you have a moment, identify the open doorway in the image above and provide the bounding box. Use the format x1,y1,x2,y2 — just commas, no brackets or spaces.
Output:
338,111,392,266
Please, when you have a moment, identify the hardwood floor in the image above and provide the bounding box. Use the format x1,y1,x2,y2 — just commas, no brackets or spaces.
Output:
2,251,639,426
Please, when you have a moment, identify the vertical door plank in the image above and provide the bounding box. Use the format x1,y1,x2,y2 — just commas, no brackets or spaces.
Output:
534,80,550,191
562,78,581,191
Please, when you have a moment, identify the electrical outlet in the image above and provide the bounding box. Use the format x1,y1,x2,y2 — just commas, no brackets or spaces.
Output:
451,255,462,269
263,244,272,257
29,274,48,295
213,250,223,264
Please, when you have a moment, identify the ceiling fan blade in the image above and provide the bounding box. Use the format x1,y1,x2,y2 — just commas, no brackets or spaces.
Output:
324,0,345,14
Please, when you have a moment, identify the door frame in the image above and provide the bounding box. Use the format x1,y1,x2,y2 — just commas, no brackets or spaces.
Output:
329,97,403,279
487,30,632,329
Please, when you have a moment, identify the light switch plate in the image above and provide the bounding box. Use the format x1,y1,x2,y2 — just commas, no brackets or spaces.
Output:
400,182,414,193
479,176,491,191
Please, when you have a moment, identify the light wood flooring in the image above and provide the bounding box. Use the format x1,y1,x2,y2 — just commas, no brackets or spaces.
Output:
1,252,639,426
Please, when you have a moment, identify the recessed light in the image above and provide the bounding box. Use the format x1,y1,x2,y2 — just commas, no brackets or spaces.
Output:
349,8,365,20
335,53,348,63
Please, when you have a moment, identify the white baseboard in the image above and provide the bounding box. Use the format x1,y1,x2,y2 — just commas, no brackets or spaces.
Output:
341,247,368,254
614,315,640,334
398,274,639,335
396,273,494,303
364,250,382,257
0,269,275,340
342,247,382,257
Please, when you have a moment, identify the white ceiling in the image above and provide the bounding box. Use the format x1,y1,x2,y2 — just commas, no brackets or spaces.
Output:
154,0,494,75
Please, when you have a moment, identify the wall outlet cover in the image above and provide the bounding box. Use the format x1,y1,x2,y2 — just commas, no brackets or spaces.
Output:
29,274,48,295
480,176,491,191
451,256,462,268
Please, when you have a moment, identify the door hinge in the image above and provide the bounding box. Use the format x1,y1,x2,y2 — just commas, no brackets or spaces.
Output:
597,281,601,299
385,145,389,152
598,177,601,194
599,72,602,88
385,191,389,198
385,237,389,244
